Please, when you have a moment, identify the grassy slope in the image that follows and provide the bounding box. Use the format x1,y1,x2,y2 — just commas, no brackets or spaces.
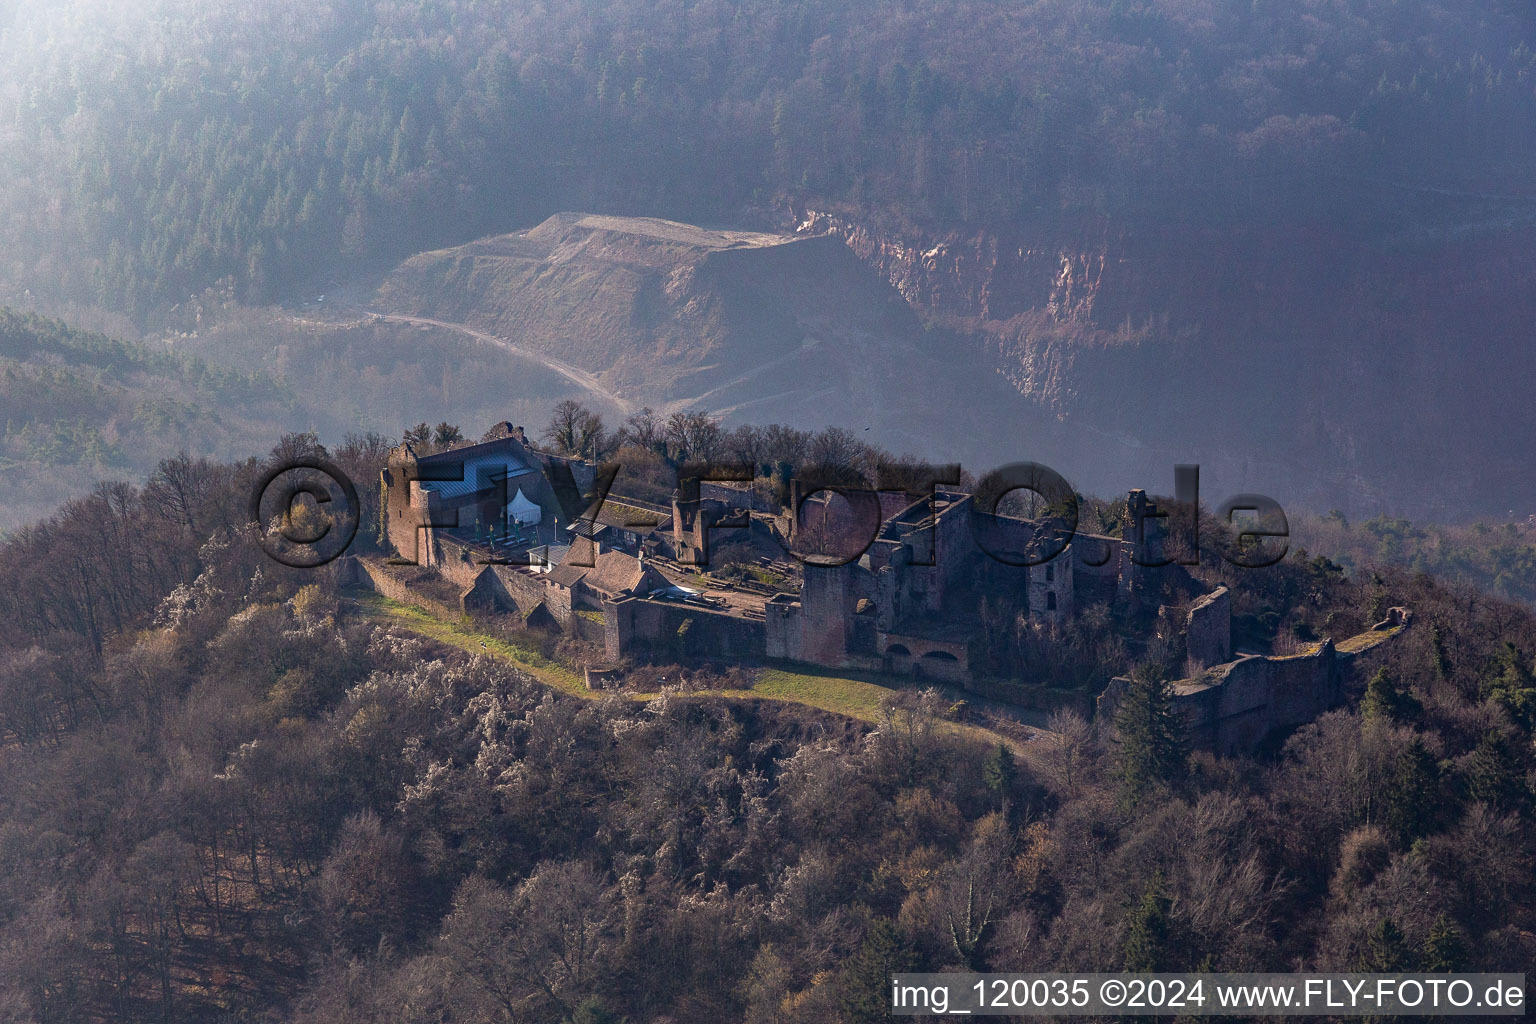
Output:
360,591,1035,752
362,593,587,695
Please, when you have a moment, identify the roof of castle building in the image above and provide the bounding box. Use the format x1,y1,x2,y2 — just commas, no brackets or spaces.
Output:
410,434,541,504
547,558,590,589
594,500,668,534
548,548,665,597
415,428,526,462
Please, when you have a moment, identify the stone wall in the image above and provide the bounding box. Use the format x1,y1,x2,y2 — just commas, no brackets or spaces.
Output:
331,555,365,588
462,564,576,626
347,557,465,623
878,632,969,683
1028,553,1073,624
701,480,776,512
584,665,624,690
1098,618,1409,755
1184,586,1231,669
604,596,766,662
381,463,437,566
1176,643,1341,753
764,594,801,661
796,562,859,665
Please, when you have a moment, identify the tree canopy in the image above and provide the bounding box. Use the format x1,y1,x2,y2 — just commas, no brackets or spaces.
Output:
0,0,1530,320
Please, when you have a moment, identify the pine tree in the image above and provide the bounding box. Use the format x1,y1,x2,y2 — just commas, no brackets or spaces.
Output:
840,918,915,1023
1122,875,1171,972
569,997,618,1024
982,742,1017,815
1361,668,1422,724
1115,664,1186,807
1182,953,1218,1024
1357,917,1413,972
1482,643,1536,727
1428,623,1451,681
771,460,794,507
1420,913,1468,972
1383,740,1439,845
1465,728,1527,812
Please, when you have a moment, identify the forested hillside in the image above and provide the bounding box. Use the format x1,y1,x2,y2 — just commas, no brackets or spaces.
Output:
3,3,1536,1019
0,0,1530,319
0,434,1534,1021
0,308,293,527
0,300,628,529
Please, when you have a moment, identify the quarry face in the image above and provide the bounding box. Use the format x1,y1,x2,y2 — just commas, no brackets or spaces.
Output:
365,208,1536,519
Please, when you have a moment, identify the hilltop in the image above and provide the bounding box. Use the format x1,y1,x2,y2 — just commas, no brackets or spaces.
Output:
371,212,1039,461
375,213,922,404
2,427,1534,1022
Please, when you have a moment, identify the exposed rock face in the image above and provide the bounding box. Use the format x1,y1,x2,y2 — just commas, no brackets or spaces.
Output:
792,207,1110,326
370,206,1536,518
373,212,1043,465
377,213,922,400
788,205,1536,519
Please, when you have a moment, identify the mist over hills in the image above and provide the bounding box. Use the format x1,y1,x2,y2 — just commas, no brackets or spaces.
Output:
0,309,292,527
0,0,1533,522
8,5,1536,1019
370,206,1536,520
804,206,1536,519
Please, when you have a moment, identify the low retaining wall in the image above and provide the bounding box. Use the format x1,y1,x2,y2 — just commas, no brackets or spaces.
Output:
962,677,1096,716
340,556,466,623
604,595,767,662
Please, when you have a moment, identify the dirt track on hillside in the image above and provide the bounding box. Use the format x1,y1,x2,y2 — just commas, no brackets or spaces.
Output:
360,310,637,414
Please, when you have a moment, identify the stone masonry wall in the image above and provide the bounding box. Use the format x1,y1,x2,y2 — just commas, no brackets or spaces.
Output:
1184,586,1231,670
604,596,766,662
1098,619,1407,755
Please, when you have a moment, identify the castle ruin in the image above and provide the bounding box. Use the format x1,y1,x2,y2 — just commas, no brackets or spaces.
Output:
357,429,1408,752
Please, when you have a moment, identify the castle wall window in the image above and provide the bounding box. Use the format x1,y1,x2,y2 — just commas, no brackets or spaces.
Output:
1046,591,1057,611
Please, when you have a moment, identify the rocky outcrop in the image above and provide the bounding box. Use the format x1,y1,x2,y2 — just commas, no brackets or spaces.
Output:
789,206,1114,325
377,212,924,402
784,202,1536,520
371,211,1051,468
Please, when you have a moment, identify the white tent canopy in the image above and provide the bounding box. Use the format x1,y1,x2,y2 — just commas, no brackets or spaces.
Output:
507,487,543,526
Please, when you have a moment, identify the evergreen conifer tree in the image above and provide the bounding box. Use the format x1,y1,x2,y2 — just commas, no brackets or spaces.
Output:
1115,664,1186,807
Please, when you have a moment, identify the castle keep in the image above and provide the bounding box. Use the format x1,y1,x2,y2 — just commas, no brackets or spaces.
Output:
764,489,1130,682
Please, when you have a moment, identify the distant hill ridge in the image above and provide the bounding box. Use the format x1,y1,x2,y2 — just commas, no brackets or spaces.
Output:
374,212,928,407
0,307,292,528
